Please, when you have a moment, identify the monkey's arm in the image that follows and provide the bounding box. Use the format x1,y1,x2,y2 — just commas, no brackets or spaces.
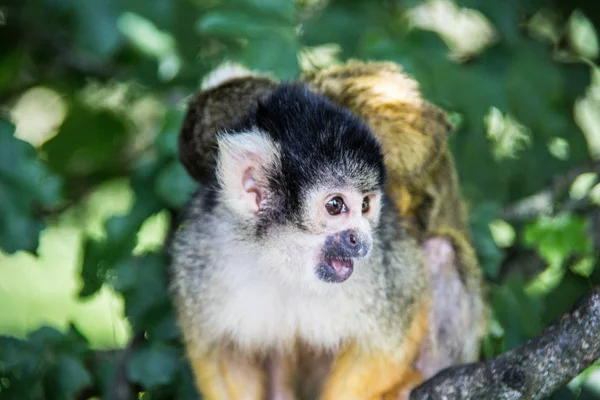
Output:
370,234,487,400
319,298,430,400
185,339,267,400
415,235,486,378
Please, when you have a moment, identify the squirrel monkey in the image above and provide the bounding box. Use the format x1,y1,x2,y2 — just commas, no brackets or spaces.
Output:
169,60,487,400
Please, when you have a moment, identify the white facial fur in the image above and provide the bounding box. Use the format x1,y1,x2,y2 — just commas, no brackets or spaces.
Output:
238,184,382,292
303,187,382,235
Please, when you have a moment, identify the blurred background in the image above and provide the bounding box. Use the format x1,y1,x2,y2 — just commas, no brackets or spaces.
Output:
1,0,599,399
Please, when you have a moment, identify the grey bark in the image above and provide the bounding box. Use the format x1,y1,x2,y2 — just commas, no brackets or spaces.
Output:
410,286,600,400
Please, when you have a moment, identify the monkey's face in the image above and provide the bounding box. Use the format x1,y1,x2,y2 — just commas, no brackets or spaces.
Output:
300,187,381,283
245,184,382,288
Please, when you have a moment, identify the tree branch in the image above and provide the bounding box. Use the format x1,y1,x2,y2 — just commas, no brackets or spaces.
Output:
410,286,600,400
500,162,600,222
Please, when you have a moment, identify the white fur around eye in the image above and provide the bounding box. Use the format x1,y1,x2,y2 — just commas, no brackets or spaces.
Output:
215,130,280,218
302,187,382,235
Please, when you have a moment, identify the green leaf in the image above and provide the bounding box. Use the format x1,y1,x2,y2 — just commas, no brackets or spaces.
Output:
0,336,45,399
196,0,295,37
113,253,170,330
27,325,89,357
233,0,295,22
524,213,593,266
79,238,112,298
127,344,179,390
470,202,504,280
42,103,128,181
197,11,278,38
0,119,63,254
571,256,596,278
491,278,544,351
196,9,300,79
79,160,163,298
0,326,92,400
154,161,198,209
0,335,43,376
146,313,181,342
301,2,371,56
46,355,92,400
68,1,122,57
242,32,299,79
155,109,186,157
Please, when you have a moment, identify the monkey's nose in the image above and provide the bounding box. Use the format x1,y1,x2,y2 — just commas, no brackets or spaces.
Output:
343,230,359,248
323,230,371,259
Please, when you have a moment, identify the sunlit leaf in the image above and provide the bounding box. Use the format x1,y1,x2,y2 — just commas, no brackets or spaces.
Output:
118,12,175,59
489,219,515,248
571,256,596,278
484,107,532,161
574,66,600,160
524,213,594,295
568,10,599,60
526,262,566,296
407,0,497,59
117,12,181,81
548,137,569,160
10,87,67,148
589,183,600,205
570,172,598,200
527,9,561,45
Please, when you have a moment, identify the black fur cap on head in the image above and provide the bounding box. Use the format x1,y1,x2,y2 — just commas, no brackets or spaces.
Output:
230,83,387,227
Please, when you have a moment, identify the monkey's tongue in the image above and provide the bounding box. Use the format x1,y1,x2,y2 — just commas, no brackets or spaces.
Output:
329,258,354,282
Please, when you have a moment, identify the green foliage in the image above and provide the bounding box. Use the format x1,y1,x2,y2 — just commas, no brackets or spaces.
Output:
0,120,62,254
0,326,91,400
2,0,600,398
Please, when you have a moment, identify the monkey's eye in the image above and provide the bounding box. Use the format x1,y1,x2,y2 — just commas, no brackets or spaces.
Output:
362,197,370,213
326,196,346,215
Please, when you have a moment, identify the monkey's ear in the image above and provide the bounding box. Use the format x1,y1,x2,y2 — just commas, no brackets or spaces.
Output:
215,131,279,217
178,65,278,183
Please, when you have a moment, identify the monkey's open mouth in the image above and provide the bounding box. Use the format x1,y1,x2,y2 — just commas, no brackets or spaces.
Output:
316,258,354,283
